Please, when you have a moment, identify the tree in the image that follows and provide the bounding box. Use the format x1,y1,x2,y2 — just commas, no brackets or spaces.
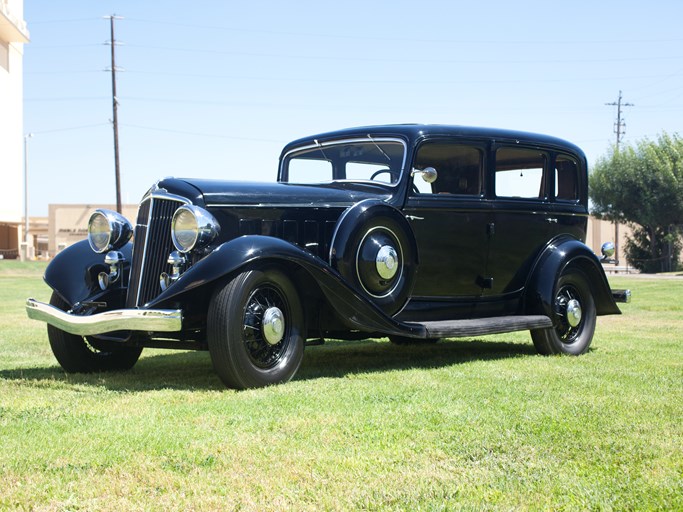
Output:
590,133,683,273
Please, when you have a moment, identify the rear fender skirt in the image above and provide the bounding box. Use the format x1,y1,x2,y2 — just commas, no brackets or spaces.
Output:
147,235,425,337
525,235,621,317
43,239,133,307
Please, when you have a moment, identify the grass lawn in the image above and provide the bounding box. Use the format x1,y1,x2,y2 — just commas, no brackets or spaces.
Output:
0,261,681,510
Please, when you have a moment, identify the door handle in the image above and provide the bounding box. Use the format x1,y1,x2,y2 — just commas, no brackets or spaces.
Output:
546,218,558,223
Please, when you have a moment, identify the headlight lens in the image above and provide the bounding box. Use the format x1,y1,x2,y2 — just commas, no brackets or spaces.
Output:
87,209,132,254
171,205,220,253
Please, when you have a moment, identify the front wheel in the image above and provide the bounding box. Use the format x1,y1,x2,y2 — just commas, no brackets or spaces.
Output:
47,292,142,373
207,268,305,389
531,267,596,355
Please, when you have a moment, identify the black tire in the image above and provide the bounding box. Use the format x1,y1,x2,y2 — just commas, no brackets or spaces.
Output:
531,267,596,355
47,292,142,373
207,268,305,390
389,335,439,345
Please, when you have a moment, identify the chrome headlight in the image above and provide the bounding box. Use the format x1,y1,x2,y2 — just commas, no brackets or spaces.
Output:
87,209,133,254
171,205,220,253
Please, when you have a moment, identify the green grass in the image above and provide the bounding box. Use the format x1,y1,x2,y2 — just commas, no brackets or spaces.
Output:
0,261,681,510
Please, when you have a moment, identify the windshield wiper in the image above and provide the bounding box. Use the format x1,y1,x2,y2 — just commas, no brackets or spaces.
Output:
367,134,391,163
314,139,330,162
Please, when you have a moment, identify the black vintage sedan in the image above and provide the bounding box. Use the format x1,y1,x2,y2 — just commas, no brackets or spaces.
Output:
26,125,629,389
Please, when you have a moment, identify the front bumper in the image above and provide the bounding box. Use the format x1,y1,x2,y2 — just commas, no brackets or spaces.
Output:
26,298,183,336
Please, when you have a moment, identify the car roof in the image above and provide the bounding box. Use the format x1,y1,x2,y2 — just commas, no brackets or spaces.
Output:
280,124,586,161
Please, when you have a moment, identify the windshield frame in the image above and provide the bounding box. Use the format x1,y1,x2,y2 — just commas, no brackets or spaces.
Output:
279,137,408,187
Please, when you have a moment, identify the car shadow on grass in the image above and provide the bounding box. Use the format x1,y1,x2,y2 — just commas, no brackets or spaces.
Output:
0,337,537,391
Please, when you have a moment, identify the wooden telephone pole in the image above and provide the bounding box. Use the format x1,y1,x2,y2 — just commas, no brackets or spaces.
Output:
106,15,123,213
605,90,634,267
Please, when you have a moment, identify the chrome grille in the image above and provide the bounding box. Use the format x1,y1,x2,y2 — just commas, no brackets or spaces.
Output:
126,196,185,307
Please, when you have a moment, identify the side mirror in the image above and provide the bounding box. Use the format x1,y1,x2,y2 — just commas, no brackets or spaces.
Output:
411,166,438,184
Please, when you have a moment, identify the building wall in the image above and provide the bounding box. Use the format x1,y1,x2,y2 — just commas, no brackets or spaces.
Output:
0,0,29,254
48,204,138,255
586,217,634,271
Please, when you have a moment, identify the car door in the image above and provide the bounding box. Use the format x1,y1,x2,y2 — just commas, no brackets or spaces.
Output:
403,140,490,299
485,145,554,296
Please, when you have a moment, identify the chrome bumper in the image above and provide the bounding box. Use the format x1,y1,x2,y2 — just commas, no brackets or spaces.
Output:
25,298,183,336
612,289,632,304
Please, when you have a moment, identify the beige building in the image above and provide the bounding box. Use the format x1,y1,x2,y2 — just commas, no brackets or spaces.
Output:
587,218,633,273
0,0,29,259
47,204,138,256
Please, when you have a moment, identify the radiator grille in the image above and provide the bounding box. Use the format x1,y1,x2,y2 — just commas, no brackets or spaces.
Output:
126,196,185,307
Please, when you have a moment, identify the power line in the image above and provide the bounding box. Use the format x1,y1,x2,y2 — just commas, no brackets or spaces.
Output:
27,123,110,135
123,43,683,65
123,18,683,46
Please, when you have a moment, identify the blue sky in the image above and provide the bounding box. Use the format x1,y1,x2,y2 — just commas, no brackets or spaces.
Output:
23,0,683,215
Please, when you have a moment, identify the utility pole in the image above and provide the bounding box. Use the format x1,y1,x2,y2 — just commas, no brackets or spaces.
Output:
23,133,33,245
605,90,634,150
605,90,634,267
106,15,123,213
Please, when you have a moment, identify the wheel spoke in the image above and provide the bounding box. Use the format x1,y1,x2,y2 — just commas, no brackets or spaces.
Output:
241,285,289,369
555,284,583,344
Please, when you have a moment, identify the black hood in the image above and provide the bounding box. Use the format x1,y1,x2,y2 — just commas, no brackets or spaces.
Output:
156,178,393,208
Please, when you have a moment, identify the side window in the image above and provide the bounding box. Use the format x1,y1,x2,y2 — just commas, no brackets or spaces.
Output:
555,155,579,201
412,142,482,195
495,148,546,199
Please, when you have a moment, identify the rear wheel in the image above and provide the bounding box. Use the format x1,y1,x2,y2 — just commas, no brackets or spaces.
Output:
207,268,305,389
531,267,596,355
47,292,142,372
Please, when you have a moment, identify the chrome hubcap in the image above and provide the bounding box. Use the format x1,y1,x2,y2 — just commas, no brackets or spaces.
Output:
262,307,285,346
375,245,398,280
565,298,582,327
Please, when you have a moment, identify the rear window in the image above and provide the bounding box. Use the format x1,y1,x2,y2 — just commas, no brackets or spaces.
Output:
555,155,579,201
495,148,547,199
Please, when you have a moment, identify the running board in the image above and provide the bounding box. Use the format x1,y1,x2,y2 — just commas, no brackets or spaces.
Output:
406,315,552,339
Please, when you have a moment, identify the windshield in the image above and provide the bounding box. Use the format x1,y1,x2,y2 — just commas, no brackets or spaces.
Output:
282,138,406,186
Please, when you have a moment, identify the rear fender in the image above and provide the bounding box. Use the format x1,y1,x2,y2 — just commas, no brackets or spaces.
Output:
44,240,133,307
147,235,425,337
525,235,621,317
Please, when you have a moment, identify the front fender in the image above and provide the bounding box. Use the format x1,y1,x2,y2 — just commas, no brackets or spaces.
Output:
525,235,621,318
44,240,133,307
147,235,425,337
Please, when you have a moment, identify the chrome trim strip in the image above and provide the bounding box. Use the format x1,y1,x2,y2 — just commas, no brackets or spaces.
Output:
140,182,191,205
203,202,356,209
26,298,183,336
135,196,155,306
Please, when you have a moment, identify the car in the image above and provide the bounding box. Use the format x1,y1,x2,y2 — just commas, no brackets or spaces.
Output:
26,124,630,389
